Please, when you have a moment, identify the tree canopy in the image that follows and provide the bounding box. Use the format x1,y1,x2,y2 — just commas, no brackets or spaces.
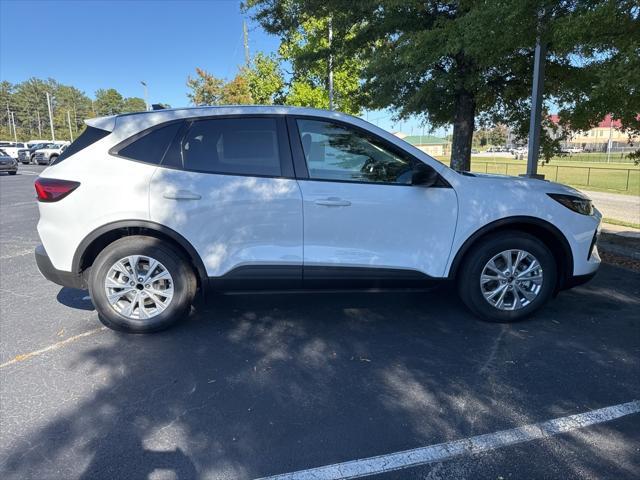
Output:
1,79,147,141
246,0,640,170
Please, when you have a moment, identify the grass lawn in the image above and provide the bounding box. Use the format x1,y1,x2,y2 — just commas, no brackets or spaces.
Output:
434,157,640,196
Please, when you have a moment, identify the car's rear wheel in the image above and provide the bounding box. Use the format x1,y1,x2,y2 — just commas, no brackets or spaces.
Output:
8,171,17,175
458,231,557,322
88,236,197,333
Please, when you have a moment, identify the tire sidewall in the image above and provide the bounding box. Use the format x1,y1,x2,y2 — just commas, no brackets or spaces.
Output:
460,233,557,322
89,237,195,333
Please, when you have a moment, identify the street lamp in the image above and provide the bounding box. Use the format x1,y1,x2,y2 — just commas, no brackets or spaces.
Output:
141,81,149,111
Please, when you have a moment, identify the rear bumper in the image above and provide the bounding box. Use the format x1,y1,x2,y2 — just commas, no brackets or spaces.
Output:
35,244,86,289
0,164,17,172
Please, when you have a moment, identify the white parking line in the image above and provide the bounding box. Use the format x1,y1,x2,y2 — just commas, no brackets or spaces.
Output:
256,400,640,480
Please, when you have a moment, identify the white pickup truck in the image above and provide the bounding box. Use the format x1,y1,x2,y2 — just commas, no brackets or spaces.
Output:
34,142,70,165
0,142,29,159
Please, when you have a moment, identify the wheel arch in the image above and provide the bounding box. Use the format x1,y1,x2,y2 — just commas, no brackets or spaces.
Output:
73,220,207,284
448,216,574,289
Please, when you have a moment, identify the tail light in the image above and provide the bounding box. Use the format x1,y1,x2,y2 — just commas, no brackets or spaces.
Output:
34,178,80,202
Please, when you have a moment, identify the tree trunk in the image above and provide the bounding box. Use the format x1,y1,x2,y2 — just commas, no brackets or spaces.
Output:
450,90,476,171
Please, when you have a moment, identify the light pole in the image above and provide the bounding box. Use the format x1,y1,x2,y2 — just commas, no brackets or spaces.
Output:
46,92,55,141
523,12,546,179
67,110,74,142
141,81,149,111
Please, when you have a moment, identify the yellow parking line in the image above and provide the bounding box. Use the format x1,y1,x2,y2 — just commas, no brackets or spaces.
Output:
0,327,107,369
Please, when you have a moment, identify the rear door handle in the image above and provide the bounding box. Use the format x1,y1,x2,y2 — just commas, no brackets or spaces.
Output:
163,190,202,200
314,197,351,207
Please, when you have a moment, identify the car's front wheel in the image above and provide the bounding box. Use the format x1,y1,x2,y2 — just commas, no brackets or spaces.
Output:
458,231,557,322
88,236,197,333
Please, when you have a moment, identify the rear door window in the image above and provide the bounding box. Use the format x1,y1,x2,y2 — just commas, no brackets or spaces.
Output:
181,118,281,176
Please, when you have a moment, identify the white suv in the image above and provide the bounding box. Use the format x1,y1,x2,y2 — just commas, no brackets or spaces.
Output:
34,106,601,333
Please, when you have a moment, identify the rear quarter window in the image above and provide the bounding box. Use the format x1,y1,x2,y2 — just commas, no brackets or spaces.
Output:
52,127,111,164
115,121,184,166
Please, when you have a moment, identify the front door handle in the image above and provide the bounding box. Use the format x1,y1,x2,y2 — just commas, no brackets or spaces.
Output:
314,197,351,207
163,190,202,200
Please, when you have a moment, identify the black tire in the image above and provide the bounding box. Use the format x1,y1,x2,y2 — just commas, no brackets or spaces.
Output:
88,236,197,333
457,231,557,322
49,155,57,165
8,171,17,175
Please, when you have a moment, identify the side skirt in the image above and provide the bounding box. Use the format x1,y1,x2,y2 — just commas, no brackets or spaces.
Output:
206,265,443,293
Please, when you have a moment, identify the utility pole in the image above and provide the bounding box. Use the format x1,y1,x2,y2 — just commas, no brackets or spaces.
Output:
6,103,10,135
243,20,250,66
328,18,334,111
141,81,149,111
46,92,55,141
67,110,74,142
10,111,17,142
523,12,546,179
36,109,42,137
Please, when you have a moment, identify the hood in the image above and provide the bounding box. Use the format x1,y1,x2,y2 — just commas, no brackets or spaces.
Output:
461,171,590,199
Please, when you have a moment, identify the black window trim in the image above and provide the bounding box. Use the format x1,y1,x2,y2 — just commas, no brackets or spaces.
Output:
109,114,295,180
287,115,451,188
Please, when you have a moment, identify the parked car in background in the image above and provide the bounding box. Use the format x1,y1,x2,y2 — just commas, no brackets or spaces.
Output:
18,143,54,164
34,142,69,165
511,147,528,159
0,149,18,175
34,106,601,333
561,147,584,154
2,142,28,159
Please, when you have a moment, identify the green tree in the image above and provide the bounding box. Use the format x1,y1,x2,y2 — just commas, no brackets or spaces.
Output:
0,81,15,140
221,74,253,104
551,0,640,162
244,52,284,104
122,97,147,113
186,68,225,106
247,0,639,170
94,88,124,116
488,125,508,147
276,16,363,114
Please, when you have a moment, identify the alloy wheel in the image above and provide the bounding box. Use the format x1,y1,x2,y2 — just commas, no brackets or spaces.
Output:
104,255,174,320
480,249,543,311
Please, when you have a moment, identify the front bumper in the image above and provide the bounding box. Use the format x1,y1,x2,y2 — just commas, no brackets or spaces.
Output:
562,270,598,290
35,244,86,289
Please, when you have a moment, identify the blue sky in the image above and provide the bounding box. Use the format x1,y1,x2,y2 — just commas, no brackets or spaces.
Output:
0,0,445,136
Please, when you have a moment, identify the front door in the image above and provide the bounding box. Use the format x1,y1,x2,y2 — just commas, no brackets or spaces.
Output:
290,117,458,279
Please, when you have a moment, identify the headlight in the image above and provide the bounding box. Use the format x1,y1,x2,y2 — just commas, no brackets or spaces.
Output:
547,193,594,215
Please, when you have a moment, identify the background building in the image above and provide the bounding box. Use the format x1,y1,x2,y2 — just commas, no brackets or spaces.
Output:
393,132,450,157
549,114,638,152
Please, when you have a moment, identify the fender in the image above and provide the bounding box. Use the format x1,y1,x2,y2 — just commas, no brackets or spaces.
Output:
447,215,574,283
72,220,208,280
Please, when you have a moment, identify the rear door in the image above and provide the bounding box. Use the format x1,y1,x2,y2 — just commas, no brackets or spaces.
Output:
143,116,303,280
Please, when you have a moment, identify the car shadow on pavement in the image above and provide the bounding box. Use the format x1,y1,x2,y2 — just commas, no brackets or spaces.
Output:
2,266,639,480
56,287,95,311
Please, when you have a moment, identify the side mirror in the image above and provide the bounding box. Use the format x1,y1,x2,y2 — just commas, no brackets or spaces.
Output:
411,163,439,187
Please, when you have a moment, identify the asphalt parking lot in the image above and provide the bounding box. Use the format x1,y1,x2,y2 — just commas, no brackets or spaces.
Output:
1,166,639,480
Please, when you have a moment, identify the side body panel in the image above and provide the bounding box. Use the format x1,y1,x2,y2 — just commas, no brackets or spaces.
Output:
37,151,156,271
440,172,602,277
149,168,303,277
298,180,458,277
